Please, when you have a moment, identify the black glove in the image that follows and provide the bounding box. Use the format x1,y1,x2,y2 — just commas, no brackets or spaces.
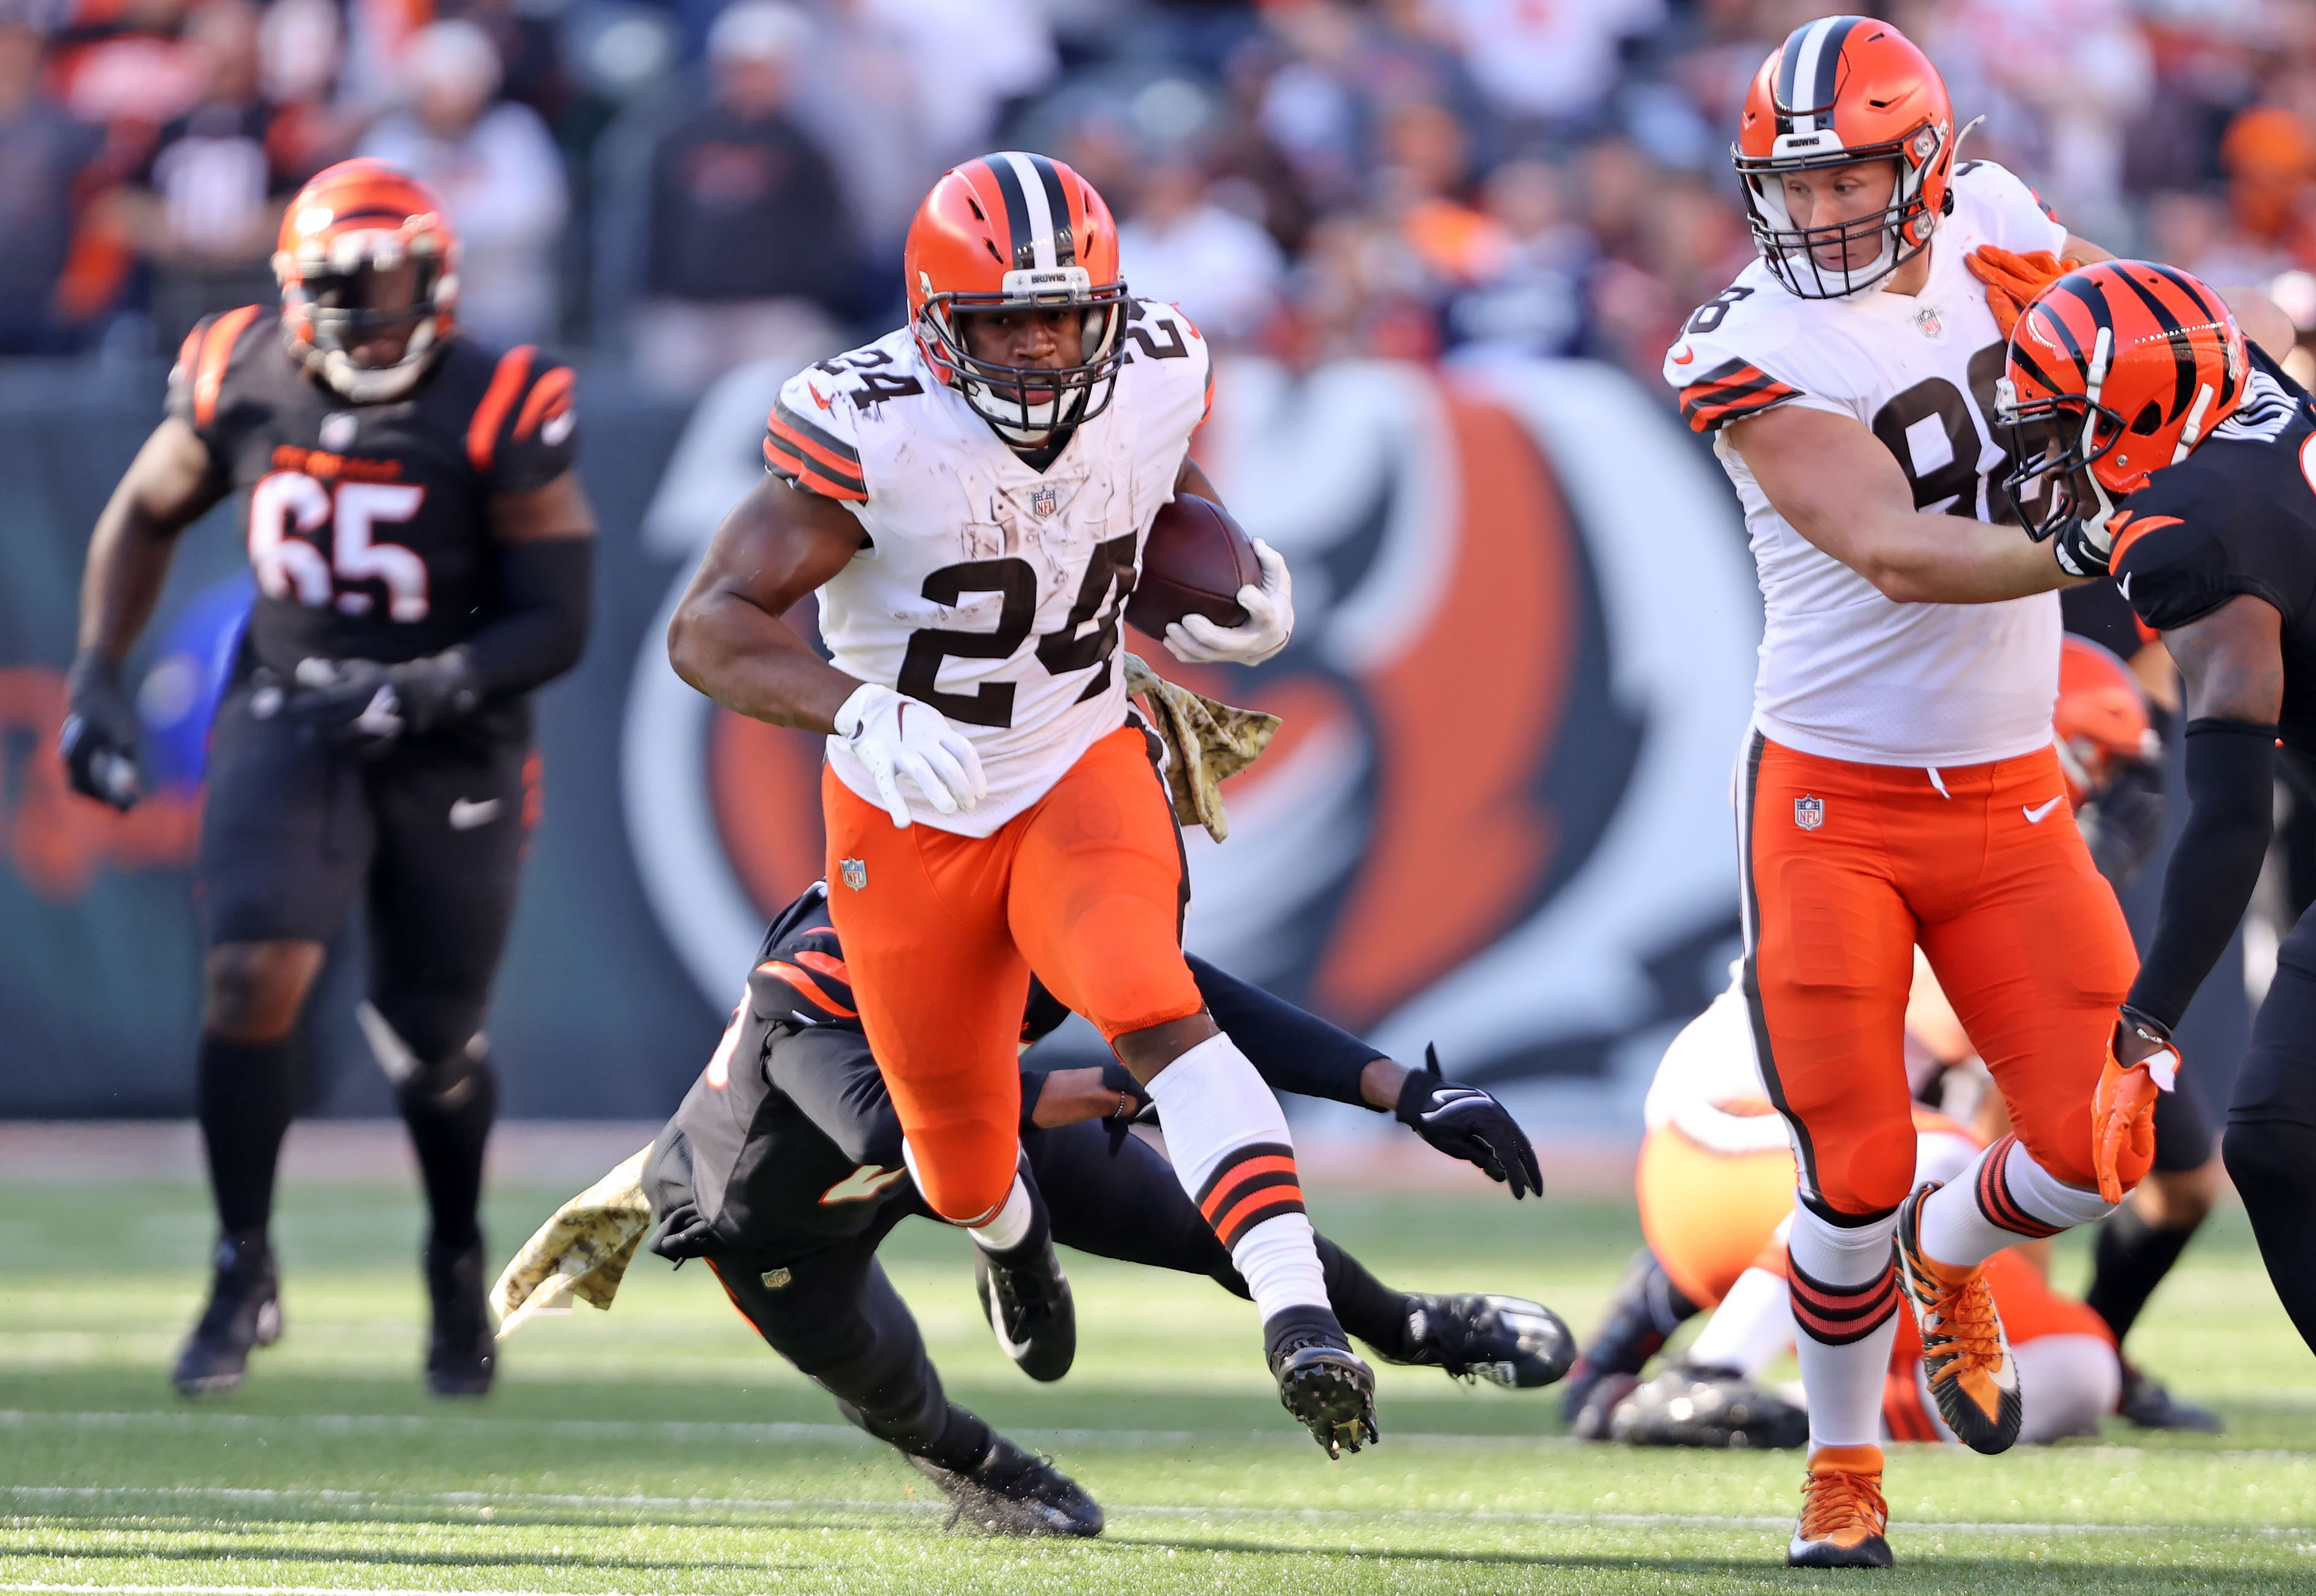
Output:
59,650,142,811
285,650,483,756
2049,513,2115,580
1395,1044,1543,1199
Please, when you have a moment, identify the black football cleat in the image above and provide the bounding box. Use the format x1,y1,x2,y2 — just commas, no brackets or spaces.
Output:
1398,1293,1576,1388
1265,1307,1378,1458
1609,1363,1809,1450
424,1235,495,1397
910,1435,1103,1538
172,1232,282,1396
1569,1371,1639,1441
2118,1362,2223,1432
973,1230,1076,1383
1559,1249,1697,1424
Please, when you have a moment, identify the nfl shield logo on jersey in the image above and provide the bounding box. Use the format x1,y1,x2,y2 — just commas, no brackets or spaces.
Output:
1794,796,1825,831
1032,484,1058,518
840,857,868,891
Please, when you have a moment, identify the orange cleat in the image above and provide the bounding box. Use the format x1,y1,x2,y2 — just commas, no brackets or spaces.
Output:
1894,1183,2022,1454
1787,1443,1893,1568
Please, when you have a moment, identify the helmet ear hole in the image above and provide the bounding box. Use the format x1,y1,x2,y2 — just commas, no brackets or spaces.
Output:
2130,401,2165,435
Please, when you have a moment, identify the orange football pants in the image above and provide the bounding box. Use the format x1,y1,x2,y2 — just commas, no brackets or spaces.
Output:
1738,733,2141,1218
821,724,1205,1224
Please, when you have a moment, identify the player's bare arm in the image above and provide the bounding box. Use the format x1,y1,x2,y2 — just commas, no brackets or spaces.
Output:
2220,285,2296,362
666,474,868,734
63,417,231,808
2114,594,2283,1071
1728,404,2077,602
491,469,597,544
77,418,226,668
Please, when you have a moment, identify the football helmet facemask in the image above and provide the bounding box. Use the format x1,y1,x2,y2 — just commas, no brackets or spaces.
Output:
275,159,459,404
1996,259,2248,541
905,152,1129,444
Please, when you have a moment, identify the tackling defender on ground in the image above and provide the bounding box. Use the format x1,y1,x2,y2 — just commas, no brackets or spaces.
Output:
499,880,1570,1535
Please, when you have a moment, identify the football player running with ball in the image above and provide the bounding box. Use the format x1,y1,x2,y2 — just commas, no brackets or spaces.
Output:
63,161,596,1396
665,154,1375,1454
1668,18,2155,1567
1995,259,2316,1366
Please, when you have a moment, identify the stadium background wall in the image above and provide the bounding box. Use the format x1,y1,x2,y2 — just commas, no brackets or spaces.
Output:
0,354,1760,1122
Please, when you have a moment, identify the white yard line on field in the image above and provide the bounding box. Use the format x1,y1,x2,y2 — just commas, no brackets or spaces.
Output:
4,1482,2313,1541
7,1408,2313,1462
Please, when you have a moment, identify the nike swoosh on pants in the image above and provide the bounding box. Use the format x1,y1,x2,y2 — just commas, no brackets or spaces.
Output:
2022,797,2065,823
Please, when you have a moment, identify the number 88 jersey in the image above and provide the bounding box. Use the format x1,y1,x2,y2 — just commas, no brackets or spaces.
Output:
169,305,578,677
765,300,1213,835
1665,160,2066,769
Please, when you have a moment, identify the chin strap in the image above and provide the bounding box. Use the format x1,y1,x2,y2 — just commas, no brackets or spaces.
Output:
2173,383,2217,464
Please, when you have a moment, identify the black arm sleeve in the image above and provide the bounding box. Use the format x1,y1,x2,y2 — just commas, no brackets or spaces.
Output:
459,536,593,698
761,1026,905,1168
1189,954,1385,1110
2126,718,2277,1031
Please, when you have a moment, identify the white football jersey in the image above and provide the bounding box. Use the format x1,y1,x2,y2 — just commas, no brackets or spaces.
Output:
1664,161,2069,768
763,302,1214,834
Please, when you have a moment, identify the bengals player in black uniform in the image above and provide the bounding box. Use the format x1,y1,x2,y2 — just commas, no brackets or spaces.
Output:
1996,258,2316,1355
61,161,594,1397
631,883,1566,1533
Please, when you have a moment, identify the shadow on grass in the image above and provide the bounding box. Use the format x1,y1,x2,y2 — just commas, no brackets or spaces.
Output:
17,1529,2309,1592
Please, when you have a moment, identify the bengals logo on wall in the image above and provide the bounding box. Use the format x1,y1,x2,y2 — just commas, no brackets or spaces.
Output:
623,356,1760,1092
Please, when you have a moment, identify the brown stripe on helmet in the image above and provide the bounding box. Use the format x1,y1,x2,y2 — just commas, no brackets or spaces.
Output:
981,154,1036,271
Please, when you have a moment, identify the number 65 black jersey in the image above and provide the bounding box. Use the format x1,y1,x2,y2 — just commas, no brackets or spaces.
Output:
168,305,578,676
1664,160,2066,769
762,300,1213,835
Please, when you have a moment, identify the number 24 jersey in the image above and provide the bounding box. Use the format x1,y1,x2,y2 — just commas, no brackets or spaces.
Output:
764,301,1214,835
1665,160,2066,769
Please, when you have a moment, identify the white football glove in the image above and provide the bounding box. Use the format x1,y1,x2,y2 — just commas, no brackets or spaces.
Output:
835,683,987,829
1162,537,1294,667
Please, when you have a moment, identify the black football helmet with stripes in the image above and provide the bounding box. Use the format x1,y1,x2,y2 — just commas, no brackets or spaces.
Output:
1733,16,1958,300
904,151,1130,443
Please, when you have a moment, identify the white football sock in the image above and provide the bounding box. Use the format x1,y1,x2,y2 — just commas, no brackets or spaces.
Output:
1143,1032,1330,1322
1916,1134,2116,1270
966,1172,1034,1254
1787,1200,1901,1451
1685,1266,1795,1381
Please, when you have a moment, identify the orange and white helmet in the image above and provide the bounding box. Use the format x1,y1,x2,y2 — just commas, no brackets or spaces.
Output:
2055,635,2161,806
274,159,460,404
904,152,1129,442
1734,16,1958,299
1996,260,2248,540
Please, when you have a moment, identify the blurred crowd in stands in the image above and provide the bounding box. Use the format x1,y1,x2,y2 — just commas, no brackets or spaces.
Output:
7,0,2316,396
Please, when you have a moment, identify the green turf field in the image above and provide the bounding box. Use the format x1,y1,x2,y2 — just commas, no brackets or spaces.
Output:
4,1173,2314,1594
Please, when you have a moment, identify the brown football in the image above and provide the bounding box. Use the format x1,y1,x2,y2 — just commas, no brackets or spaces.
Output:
1127,494,1260,639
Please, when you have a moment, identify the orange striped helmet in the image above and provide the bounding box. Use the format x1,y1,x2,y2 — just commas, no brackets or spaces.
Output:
1996,261,2247,539
2055,635,2160,806
274,158,459,403
904,152,1128,441
1734,16,1955,299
